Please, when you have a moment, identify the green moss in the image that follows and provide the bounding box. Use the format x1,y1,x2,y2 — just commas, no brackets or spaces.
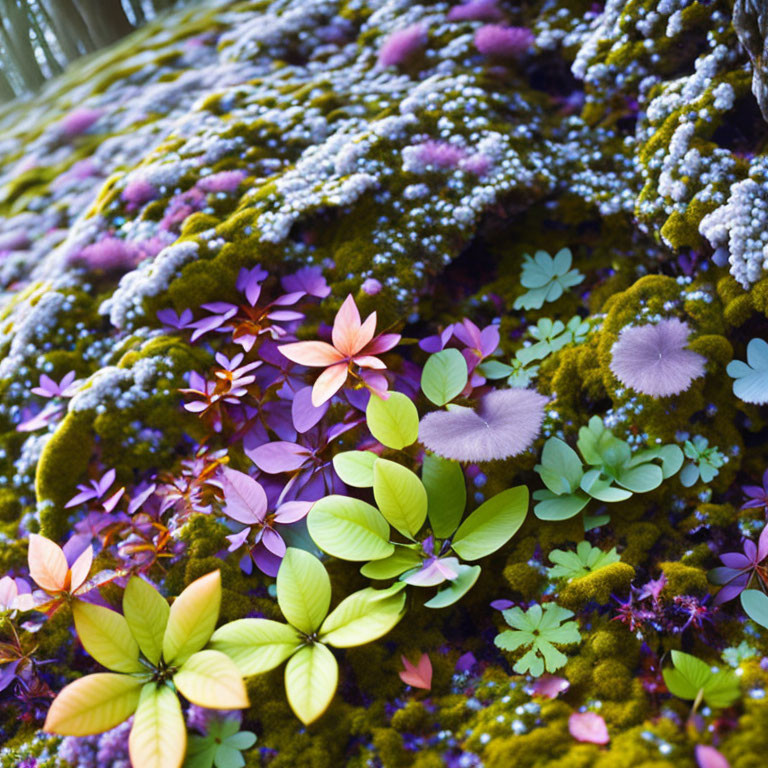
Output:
559,562,635,609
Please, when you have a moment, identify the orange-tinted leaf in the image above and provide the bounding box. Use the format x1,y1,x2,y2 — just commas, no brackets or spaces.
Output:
399,653,432,690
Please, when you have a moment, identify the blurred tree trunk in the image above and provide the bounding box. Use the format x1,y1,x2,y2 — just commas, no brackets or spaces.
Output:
40,0,94,61
26,3,63,76
0,0,45,91
0,69,16,102
72,0,134,48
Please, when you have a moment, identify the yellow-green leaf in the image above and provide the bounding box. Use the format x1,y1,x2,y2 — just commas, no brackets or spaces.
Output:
129,683,186,768
123,576,169,666
44,673,142,736
366,392,418,450
72,601,142,674
373,458,427,539
209,618,302,676
276,549,331,635
422,453,466,538
284,644,338,725
173,650,249,709
319,585,406,647
162,571,221,665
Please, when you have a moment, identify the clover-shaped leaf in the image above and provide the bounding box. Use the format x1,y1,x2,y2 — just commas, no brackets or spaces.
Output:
662,650,739,709
727,338,768,404
547,542,621,581
494,602,581,677
184,716,257,768
513,249,584,310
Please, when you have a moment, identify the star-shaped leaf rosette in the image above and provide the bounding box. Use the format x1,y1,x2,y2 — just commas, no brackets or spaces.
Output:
44,571,249,768
306,395,529,608
279,294,401,406
209,548,406,725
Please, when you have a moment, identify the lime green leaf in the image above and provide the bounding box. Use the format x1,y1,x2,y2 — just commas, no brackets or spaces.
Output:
422,453,466,538
44,673,143,736
742,589,768,629
72,601,142,674
421,349,468,406
332,451,378,487
307,495,394,561
174,650,249,709
536,438,583,494
284,644,339,725
547,541,621,580
373,458,427,539
663,650,740,708
319,585,406,647
162,571,221,665
366,392,418,450
276,548,331,634
360,546,423,579
123,576,169,666
210,618,303,676
423,564,481,608
129,683,186,768
451,486,528,561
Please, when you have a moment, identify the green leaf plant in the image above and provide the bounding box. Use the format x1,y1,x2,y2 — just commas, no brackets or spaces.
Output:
494,602,581,676
311,451,529,608
546,541,621,581
512,248,584,311
679,436,727,487
209,548,406,725
44,572,249,768
533,417,683,523
184,714,257,768
662,650,740,716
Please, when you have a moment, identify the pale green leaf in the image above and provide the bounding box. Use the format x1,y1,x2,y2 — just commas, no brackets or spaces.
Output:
284,644,339,725
174,650,249,709
123,576,169,666
421,453,466,538
209,618,302,676
373,458,427,539
359,546,423,579
421,349,468,406
277,548,331,634
423,564,481,608
332,451,378,487
129,683,186,768
366,392,419,450
72,600,142,674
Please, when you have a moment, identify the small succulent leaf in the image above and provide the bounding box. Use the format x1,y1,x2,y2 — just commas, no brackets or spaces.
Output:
332,451,377,487
284,644,339,726
162,571,221,665
477,360,514,379
307,496,394,561
129,683,186,768
44,673,143,736
421,349,468,406
123,576,170,666
209,618,303,676
727,338,768,404
615,463,663,493
359,546,423,579
366,392,419,450
174,650,249,709
741,588,768,629
536,438,583,494
276,548,331,634
421,453,466,538
679,462,700,487
423,564,481,608
533,490,590,521
319,585,406,647
373,459,428,539
72,601,142,673
451,486,528,561
663,651,712,701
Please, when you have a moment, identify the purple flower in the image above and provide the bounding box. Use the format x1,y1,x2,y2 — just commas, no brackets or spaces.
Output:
156,308,195,331
448,0,503,21
474,25,534,57
362,278,382,295
709,525,768,604
31,371,78,399
72,237,137,272
58,108,103,137
377,25,427,68
281,266,331,298
419,388,547,462
16,403,63,432
416,141,466,169
122,179,157,208
65,468,125,512
609,318,706,397
742,469,768,511
198,170,247,194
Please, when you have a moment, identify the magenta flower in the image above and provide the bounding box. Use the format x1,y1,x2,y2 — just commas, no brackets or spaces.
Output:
65,469,125,513
279,294,400,406
122,179,158,208
72,237,138,272
416,141,466,170
197,170,246,194
31,371,78,399
58,108,103,137
709,525,768,604
219,468,311,576
362,278,382,296
448,0,503,21
474,25,534,57
695,745,730,768
419,388,547,462
377,25,427,68
609,318,706,397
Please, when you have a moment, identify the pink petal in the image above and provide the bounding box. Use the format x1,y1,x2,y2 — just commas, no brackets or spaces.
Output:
274,501,313,524
695,745,729,768
399,653,432,690
569,712,609,744
530,675,570,699
364,333,401,356
311,363,349,406
279,341,346,367
226,527,252,552
68,546,94,592
261,527,287,557
332,295,364,356
352,355,387,370
0,577,17,609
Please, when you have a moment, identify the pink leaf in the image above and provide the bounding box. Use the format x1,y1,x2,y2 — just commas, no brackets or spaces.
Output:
311,363,349,406
695,745,729,768
279,341,346,367
291,386,329,433
399,653,432,690
247,441,309,474
568,712,609,744
220,467,268,524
